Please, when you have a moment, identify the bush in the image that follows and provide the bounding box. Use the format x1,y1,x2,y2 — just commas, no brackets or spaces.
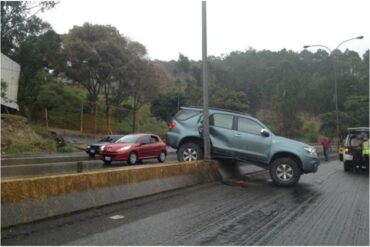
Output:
57,144,77,153
4,138,56,154
303,122,319,143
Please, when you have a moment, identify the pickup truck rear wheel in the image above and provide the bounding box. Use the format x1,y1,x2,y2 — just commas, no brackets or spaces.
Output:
178,142,203,162
270,157,301,187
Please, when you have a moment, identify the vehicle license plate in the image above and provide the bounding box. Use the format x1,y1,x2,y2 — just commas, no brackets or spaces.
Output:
105,156,111,161
90,149,95,153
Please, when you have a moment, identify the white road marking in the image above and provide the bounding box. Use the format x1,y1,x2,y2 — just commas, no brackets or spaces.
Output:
109,215,125,220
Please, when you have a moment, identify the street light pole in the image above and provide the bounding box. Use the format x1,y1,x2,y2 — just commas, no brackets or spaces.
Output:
303,36,364,147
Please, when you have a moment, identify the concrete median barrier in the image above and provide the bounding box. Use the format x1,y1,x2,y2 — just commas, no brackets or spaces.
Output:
1,161,221,228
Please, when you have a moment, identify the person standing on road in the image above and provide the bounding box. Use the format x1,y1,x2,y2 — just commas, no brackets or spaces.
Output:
362,135,369,169
320,137,331,161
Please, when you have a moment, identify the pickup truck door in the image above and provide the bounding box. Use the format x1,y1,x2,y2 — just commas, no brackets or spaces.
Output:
207,113,236,157
233,117,271,163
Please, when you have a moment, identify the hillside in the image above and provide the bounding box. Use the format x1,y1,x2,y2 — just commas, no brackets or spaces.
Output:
1,114,56,154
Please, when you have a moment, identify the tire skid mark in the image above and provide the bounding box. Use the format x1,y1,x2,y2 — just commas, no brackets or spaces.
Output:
164,188,283,244
251,165,368,245
262,169,356,245
242,190,319,245
194,184,318,245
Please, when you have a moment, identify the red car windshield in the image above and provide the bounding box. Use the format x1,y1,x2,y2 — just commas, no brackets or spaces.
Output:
99,135,123,143
117,134,142,144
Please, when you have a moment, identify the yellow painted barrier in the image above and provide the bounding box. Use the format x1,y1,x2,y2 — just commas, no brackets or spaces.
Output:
1,161,221,204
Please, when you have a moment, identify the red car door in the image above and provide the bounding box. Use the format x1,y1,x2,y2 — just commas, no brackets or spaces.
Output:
149,135,162,157
137,135,152,159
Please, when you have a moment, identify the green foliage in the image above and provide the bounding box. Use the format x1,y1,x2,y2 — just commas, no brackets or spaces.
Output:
3,3,368,143
37,82,85,111
30,123,54,139
3,138,56,154
151,92,187,122
13,30,63,119
1,79,8,101
62,24,170,132
344,95,369,127
302,121,319,143
63,23,130,105
57,144,77,153
1,1,57,57
319,111,356,138
162,49,369,140
137,115,168,140
117,104,168,138
1,1,60,119
211,89,249,112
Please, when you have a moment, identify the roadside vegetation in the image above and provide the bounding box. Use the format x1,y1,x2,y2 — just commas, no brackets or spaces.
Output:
1,2,368,154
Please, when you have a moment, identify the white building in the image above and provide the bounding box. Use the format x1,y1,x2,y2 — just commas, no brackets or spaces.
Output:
1,53,20,110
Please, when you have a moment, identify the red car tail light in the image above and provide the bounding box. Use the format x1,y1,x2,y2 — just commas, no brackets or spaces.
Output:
169,122,176,129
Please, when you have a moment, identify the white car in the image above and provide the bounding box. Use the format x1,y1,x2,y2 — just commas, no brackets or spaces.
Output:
342,127,369,172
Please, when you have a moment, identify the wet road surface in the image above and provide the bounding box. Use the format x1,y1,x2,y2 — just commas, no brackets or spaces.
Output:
2,160,368,245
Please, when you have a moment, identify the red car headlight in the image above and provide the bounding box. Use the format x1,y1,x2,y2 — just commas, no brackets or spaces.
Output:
118,146,131,152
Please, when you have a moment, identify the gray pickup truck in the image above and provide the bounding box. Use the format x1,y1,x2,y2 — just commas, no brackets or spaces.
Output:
167,107,320,187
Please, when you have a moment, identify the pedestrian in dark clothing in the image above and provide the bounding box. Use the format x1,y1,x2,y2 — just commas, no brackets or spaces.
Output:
320,137,331,161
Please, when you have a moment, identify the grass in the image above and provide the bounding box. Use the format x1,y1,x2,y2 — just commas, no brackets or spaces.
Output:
3,138,57,154
57,144,78,153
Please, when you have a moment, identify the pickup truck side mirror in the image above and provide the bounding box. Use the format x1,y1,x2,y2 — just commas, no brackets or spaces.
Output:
261,129,270,137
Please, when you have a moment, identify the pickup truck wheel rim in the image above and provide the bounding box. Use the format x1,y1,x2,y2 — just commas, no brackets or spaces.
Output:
183,148,197,161
276,164,293,181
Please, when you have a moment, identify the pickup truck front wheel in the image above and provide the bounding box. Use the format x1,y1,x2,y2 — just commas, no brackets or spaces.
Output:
270,157,301,187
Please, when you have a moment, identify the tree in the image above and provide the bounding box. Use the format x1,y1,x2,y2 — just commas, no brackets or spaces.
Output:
151,92,187,122
127,60,163,132
1,1,59,118
319,111,355,138
271,60,303,137
210,89,249,112
63,23,130,117
1,1,57,58
16,30,63,118
344,95,369,127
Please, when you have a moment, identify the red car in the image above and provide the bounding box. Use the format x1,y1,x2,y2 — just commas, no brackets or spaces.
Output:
99,133,167,165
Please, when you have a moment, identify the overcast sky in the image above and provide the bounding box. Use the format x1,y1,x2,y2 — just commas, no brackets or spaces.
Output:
38,0,370,61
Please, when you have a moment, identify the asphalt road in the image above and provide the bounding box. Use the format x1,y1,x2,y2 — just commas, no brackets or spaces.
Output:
2,159,368,246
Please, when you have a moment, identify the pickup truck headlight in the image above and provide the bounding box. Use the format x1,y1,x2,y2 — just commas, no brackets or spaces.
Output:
304,146,317,156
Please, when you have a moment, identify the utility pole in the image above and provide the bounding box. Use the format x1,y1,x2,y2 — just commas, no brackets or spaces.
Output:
202,1,211,160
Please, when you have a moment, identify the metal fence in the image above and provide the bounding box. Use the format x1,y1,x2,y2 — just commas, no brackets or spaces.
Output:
44,103,129,135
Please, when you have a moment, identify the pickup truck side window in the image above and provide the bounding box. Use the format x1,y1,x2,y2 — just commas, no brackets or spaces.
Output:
237,117,263,135
210,114,234,130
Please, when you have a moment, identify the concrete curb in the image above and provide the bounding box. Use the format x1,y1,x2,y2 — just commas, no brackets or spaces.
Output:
1,161,221,228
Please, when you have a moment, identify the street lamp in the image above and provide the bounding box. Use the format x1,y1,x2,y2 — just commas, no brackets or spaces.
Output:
303,36,364,147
